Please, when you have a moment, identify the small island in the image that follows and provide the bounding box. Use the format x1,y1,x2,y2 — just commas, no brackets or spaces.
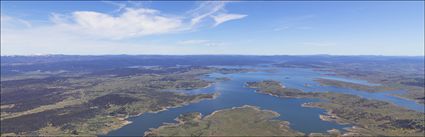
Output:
246,80,312,98
145,105,304,136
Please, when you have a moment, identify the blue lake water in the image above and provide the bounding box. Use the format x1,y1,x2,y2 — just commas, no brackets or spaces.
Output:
106,67,424,136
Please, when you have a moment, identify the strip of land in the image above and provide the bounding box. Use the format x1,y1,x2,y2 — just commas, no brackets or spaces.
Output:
314,78,395,92
276,59,425,104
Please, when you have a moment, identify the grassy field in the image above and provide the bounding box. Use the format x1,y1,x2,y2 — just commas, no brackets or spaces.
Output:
0,66,247,136
145,105,304,136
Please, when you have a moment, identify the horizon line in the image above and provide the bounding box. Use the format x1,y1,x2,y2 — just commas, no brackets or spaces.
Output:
1,54,424,57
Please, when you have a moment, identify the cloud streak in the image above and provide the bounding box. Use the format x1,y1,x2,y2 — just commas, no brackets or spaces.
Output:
299,42,337,47
178,39,225,46
48,1,247,39
212,13,247,26
52,8,184,39
1,15,32,28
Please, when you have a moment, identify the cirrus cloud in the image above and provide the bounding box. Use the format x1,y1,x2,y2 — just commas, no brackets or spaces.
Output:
212,13,247,26
177,39,225,46
49,1,247,39
1,15,32,29
52,8,184,39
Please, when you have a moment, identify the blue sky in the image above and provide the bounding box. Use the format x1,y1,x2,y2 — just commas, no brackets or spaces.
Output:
1,1,424,55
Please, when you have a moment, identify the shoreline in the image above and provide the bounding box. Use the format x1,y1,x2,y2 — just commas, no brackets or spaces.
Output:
390,93,425,105
143,106,245,136
143,105,278,136
302,103,351,125
104,91,220,135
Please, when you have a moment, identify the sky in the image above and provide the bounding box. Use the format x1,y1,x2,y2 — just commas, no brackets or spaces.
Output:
1,1,424,56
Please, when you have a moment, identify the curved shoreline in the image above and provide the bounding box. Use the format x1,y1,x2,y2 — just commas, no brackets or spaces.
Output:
103,92,220,135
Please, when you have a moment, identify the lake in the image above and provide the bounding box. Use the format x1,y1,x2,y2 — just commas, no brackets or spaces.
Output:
106,67,423,136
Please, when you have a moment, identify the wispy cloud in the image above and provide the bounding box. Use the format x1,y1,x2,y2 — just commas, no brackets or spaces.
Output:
1,1,247,55
51,8,184,39
189,1,226,26
177,39,224,46
212,13,247,26
1,15,32,28
299,42,337,47
45,1,246,39
188,1,247,28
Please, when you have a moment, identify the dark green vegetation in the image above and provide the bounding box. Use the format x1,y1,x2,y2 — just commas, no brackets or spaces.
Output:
0,65,247,136
276,56,425,104
145,105,304,136
247,80,425,136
